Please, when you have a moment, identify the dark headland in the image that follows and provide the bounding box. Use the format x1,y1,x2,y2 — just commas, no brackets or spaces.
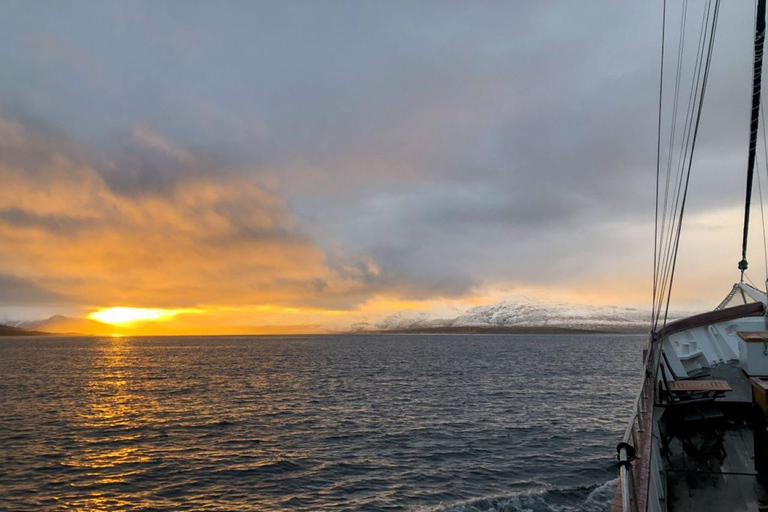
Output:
0,324,48,336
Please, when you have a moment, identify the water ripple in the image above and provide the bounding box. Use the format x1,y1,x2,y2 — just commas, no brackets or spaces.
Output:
0,334,643,511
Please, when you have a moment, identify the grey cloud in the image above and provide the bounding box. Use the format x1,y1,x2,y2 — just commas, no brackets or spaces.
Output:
0,1,761,305
0,208,96,234
0,274,68,306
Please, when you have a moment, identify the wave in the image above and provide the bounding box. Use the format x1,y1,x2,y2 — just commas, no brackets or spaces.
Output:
417,479,617,512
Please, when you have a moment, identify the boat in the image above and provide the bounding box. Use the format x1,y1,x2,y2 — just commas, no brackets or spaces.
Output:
611,1,768,511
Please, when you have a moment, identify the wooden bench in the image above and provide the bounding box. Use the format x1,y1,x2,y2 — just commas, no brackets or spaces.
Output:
660,379,733,456
737,331,768,342
667,380,733,393
666,379,732,402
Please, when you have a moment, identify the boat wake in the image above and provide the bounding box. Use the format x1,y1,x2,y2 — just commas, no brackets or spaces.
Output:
419,479,617,512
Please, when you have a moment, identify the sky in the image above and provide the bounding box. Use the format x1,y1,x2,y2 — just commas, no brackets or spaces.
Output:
0,1,764,333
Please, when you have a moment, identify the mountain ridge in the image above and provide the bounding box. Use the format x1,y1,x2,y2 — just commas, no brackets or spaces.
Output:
354,297,697,334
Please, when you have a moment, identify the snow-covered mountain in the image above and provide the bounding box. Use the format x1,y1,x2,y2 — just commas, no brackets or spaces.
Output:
374,310,453,331
369,298,695,333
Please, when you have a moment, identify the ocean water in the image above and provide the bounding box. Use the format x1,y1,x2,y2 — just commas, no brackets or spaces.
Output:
0,334,645,511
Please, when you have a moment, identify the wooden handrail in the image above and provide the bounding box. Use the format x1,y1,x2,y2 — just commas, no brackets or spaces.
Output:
653,302,764,341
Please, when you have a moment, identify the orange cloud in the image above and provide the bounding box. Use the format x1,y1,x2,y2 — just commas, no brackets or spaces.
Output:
0,116,384,327
1,113,737,335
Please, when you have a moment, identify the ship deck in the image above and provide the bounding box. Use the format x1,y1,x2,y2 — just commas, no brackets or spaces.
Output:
664,363,768,512
712,363,753,403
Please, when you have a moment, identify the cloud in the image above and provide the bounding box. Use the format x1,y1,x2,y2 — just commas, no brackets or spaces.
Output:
0,115,402,312
0,274,68,306
0,1,762,323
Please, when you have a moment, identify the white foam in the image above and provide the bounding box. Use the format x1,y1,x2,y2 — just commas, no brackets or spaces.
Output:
415,479,618,512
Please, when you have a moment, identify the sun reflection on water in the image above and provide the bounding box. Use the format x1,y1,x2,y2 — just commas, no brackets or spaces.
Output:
58,339,159,510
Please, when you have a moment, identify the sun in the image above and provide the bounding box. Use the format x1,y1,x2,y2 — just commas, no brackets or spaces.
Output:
88,307,196,325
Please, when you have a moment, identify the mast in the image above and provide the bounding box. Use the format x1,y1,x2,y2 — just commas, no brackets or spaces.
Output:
740,0,768,279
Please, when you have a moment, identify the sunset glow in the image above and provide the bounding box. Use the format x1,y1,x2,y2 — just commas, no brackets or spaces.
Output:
0,1,759,335
88,307,198,326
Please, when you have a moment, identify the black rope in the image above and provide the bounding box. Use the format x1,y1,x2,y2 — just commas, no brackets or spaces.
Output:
740,0,768,278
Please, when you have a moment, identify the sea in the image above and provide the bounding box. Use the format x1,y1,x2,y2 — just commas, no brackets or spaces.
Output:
0,333,645,511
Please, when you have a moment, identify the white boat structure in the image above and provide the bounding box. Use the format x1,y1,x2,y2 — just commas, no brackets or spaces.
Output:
613,284,768,511
612,0,768,510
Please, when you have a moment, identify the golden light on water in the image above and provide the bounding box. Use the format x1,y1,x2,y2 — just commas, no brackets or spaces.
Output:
88,307,199,325
55,340,159,509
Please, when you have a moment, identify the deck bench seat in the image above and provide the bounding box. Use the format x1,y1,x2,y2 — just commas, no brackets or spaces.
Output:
660,379,733,406
667,380,733,394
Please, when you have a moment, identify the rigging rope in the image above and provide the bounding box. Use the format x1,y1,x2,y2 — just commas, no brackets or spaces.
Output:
660,0,721,331
755,159,767,284
740,0,767,278
653,0,721,333
761,92,768,289
653,0,668,329
654,0,712,323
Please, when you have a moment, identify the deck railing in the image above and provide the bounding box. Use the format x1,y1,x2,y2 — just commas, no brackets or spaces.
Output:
616,339,658,512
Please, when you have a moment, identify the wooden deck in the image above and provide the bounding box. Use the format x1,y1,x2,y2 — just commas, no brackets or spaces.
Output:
653,303,765,341
665,425,767,512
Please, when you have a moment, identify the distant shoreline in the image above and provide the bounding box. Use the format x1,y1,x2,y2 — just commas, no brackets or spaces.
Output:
350,326,650,335
0,325,650,337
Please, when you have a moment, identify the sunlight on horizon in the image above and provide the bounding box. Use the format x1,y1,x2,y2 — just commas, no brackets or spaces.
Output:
88,307,199,326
